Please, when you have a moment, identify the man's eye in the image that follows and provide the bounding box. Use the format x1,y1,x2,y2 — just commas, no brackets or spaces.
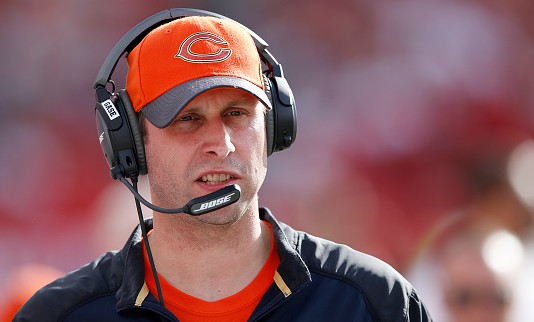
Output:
177,115,196,122
227,110,245,117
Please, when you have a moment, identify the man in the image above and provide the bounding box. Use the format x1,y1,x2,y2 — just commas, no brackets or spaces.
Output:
15,9,432,322
439,230,515,322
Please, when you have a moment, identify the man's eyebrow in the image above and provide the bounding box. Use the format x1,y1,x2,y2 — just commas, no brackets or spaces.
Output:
187,98,258,112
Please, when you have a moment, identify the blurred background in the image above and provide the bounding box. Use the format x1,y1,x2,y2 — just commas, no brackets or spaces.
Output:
1,0,534,321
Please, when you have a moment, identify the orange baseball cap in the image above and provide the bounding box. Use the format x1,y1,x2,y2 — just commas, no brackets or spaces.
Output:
126,16,272,128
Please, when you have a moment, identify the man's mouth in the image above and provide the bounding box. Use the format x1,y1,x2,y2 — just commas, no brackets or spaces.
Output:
200,174,233,185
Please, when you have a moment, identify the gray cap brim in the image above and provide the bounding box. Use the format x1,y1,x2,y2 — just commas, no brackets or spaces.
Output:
141,76,272,128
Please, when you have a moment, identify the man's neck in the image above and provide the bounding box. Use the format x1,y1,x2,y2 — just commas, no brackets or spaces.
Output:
148,209,272,301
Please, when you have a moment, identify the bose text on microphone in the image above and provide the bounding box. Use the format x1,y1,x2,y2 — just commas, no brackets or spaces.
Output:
185,185,241,215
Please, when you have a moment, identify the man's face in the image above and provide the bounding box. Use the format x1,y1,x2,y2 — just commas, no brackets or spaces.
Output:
442,252,511,322
143,88,268,225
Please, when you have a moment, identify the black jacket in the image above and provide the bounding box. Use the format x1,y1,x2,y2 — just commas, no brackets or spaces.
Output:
14,208,432,321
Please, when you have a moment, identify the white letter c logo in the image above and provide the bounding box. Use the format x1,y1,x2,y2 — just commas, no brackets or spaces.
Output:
175,32,232,63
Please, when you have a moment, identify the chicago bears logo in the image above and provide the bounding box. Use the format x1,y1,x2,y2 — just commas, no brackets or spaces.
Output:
175,32,232,63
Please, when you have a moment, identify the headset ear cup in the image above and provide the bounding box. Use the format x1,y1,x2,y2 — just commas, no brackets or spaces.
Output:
118,89,147,175
262,75,275,157
270,75,297,153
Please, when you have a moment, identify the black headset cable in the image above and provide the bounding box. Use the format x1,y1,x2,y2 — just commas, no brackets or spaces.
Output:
131,176,165,307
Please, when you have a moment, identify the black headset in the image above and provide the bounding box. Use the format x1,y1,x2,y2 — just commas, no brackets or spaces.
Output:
93,8,297,180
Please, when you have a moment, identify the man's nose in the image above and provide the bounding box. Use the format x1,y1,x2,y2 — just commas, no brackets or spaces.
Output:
201,118,236,158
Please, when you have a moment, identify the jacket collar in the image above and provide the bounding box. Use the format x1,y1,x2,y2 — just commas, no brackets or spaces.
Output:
259,207,312,294
115,209,312,311
115,218,152,310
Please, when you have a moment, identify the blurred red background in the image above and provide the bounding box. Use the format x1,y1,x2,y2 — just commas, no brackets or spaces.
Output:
1,1,534,320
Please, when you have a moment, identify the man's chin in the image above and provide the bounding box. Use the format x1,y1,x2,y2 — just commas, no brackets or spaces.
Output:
191,202,250,227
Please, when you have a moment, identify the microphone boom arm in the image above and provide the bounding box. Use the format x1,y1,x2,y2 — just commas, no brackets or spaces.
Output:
116,174,241,215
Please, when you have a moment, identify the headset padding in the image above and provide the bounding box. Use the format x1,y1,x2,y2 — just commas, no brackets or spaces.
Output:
262,75,275,156
118,89,147,175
